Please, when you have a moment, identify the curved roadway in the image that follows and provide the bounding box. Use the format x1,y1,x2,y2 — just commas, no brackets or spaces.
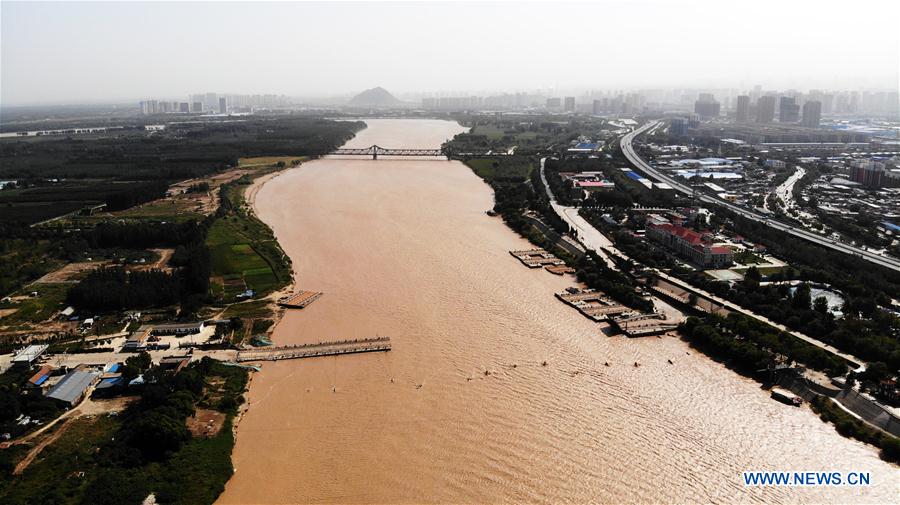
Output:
621,121,900,273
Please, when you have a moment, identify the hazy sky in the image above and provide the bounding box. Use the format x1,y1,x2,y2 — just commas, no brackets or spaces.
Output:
2,0,898,105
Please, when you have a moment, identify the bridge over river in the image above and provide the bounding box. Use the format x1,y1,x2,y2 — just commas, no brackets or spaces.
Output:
329,145,514,160
330,145,444,159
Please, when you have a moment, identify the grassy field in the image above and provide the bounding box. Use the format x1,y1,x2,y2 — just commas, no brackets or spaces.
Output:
465,158,533,181
220,300,272,319
470,125,538,141
206,171,291,300
732,264,786,276
734,250,765,265
113,199,203,221
207,219,282,297
0,283,70,328
0,416,122,503
238,156,305,167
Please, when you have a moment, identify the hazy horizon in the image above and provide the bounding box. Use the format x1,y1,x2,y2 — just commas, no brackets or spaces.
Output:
2,0,899,106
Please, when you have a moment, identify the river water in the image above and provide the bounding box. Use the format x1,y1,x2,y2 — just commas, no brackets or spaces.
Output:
218,119,896,504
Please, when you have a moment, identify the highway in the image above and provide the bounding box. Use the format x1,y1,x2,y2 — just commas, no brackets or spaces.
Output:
538,157,866,368
620,121,900,273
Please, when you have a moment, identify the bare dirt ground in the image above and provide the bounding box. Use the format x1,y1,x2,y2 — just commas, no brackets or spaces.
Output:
100,167,259,221
127,248,175,273
186,408,226,438
78,396,134,417
173,168,258,215
32,261,110,284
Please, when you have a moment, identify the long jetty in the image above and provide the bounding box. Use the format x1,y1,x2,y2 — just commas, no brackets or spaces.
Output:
235,337,391,362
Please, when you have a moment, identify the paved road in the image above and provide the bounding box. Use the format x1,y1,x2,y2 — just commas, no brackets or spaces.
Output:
539,158,617,269
621,122,900,273
654,272,864,369
539,156,867,369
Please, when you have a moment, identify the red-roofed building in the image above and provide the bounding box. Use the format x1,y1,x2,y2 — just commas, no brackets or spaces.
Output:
27,364,54,388
576,180,615,191
647,223,733,268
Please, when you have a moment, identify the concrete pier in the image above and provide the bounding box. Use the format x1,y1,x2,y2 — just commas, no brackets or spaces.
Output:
235,337,391,362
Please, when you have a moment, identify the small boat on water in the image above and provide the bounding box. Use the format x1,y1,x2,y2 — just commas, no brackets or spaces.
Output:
770,387,803,406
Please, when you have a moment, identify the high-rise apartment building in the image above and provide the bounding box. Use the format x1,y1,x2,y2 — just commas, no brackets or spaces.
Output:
670,117,689,136
779,97,800,122
802,100,822,127
694,93,720,119
756,96,776,123
564,96,575,112
735,95,750,122
849,160,885,188
219,97,227,114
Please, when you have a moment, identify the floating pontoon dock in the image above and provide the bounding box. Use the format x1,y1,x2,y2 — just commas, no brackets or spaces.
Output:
278,290,323,308
509,249,566,268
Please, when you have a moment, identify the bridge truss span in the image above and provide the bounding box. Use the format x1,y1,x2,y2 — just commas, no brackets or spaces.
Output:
330,144,445,159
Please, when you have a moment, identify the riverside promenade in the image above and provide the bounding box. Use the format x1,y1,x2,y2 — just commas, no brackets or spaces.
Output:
537,156,866,369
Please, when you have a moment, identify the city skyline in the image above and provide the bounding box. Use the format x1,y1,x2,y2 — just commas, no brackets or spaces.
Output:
2,0,898,105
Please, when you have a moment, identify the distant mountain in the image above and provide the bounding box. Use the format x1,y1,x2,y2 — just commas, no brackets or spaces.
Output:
348,87,401,107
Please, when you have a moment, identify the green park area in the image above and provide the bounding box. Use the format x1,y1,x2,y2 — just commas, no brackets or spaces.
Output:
206,172,292,301
207,216,287,300
470,124,538,141
465,158,533,181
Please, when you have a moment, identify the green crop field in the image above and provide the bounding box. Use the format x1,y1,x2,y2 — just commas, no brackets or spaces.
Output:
206,198,290,299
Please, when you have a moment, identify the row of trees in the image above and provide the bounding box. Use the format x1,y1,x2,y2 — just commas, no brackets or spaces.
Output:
456,152,655,315
67,268,182,312
680,314,848,377
69,217,213,314
87,220,207,249
105,180,170,211
582,204,900,373
0,117,366,181
79,357,248,504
